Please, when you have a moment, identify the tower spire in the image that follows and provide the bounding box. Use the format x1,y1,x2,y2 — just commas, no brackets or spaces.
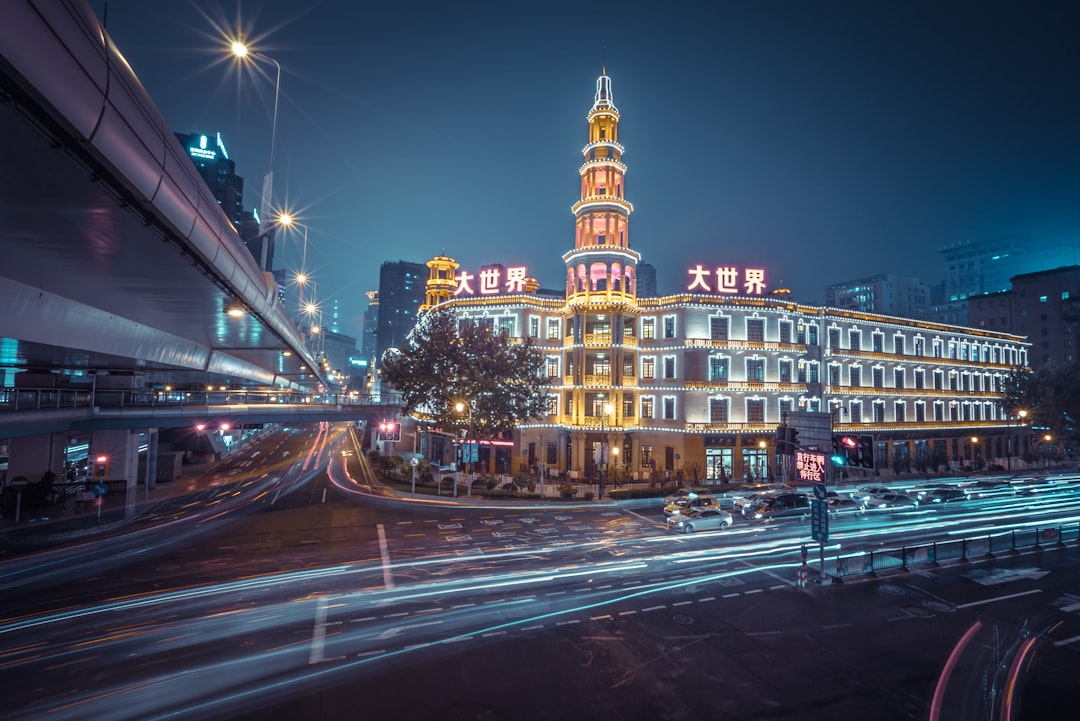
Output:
566,67,638,303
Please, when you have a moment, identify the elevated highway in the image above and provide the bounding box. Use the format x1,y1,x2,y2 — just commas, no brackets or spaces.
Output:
0,2,388,489
0,1,322,393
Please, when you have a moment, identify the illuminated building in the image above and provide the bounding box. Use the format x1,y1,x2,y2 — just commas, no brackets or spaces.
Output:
418,69,1030,481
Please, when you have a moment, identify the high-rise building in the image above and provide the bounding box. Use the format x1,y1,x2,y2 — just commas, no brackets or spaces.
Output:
826,274,931,318
175,131,269,268
411,68,1029,480
933,234,1080,325
968,265,1080,369
362,291,379,362
376,261,428,365
636,263,658,298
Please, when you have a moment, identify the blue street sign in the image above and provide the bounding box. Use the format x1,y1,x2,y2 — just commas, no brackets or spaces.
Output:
812,484,828,501
811,499,829,542
92,481,108,498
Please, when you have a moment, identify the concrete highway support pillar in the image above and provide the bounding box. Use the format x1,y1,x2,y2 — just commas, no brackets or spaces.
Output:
89,429,139,489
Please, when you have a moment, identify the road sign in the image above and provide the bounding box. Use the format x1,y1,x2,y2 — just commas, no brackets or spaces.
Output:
811,499,829,542
812,483,828,501
92,481,108,497
410,457,419,467
795,450,827,484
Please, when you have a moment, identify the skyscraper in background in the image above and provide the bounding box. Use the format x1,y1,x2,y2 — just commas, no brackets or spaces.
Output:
375,261,427,365
175,131,267,269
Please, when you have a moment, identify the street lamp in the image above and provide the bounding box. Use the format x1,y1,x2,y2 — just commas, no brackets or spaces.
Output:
758,439,769,481
970,436,979,470
277,213,312,312
598,400,613,497
455,400,474,498
1013,409,1028,470
230,38,281,270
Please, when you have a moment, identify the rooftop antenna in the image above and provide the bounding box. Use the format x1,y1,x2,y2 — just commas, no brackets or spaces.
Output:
602,46,607,74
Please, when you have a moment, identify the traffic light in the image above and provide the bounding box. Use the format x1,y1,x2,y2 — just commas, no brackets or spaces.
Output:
774,426,786,443
787,427,799,448
834,434,859,466
93,455,109,478
378,421,401,442
389,422,401,442
857,434,875,469
830,436,846,466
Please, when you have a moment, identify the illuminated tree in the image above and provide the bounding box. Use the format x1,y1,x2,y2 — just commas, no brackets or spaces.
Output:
381,307,549,439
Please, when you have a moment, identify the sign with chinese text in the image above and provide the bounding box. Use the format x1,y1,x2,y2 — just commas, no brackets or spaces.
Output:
795,450,827,484
687,264,767,295
454,264,529,297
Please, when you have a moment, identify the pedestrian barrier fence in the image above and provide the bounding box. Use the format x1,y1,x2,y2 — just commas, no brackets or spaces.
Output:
832,522,1079,580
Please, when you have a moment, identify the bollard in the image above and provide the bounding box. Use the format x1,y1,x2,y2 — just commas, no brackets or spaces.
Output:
797,563,807,588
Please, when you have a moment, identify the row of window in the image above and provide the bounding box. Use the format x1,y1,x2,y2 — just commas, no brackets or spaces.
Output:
543,394,1006,425
517,313,1024,367
544,352,1008,392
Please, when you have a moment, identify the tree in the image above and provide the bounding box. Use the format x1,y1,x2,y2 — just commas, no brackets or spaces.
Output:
380,307,550,439
1000,362,1080,438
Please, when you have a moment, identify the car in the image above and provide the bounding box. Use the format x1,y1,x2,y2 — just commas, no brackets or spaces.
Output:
826,496,866,515
863,492,919,511
744,492,811,520
730,484,792,514
667,507,733,533
663,493,720,517
662,487,710,505
921,487,969,503
851,485,893,501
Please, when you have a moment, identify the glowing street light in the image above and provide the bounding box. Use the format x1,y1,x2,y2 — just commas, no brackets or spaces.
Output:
230,38,281,270
455,400,475,498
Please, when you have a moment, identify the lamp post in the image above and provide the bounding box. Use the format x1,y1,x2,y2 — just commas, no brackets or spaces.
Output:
455,400,474,498
277,213,311,314
230,39,281,271
970,436,979,471
598,400,613,498
1013,409,1028,471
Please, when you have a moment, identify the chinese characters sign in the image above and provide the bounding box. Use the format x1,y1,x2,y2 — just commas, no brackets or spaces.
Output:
454,264,529,297
795,450,827,484
687,264,767,295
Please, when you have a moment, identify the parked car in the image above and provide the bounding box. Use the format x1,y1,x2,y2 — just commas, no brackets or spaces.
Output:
864,492,920,511
921,487,969,503
667,507,734,533
826,496,866,516
744,492,811,520
664,493,720,517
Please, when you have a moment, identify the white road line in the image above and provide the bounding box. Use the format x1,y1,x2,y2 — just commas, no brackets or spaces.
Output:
672,601,693,607
591,615,613,621
642,605,667,612
618,610,637,616
377,523,394,589
745,589,762,594
522,625,544,631
956,588,1043,609
556,619,581,626
699,597,716,602
309,596,328,665
723,593,740,598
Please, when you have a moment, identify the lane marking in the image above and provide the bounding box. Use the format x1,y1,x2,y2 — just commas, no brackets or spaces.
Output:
377,524,394,589
309,596,328,665
956,588,1042,609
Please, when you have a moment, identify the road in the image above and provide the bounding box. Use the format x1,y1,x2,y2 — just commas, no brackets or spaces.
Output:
0,424,1077,721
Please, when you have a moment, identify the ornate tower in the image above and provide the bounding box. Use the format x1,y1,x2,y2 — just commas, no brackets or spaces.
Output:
563,68,641,486
564,67,639,303
420,254,460,311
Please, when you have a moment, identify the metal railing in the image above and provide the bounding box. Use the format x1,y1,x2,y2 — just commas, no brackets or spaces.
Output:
831,522,1079,580
0,387,398,412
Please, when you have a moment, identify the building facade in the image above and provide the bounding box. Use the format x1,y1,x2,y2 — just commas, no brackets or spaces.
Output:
376,260,428,365
968,265,1080,370
826,274,931,319
418,70,1030,482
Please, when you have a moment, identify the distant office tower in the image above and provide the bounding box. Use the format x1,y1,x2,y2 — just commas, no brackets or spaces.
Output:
330,299,341,334
636,263,658,297
825,274,931,319
935,234,1080,326
361,290,379,362
376,261,428,366
175,131,269,268
968,265,1080,369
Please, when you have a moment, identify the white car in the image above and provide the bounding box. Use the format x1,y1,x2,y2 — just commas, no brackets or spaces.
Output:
667,507,733,533
863,492,919,511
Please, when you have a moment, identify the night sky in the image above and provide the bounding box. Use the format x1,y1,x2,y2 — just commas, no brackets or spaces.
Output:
90,0,1080,339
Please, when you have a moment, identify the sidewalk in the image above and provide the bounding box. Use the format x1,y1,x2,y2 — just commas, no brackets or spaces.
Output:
0,460,224,545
